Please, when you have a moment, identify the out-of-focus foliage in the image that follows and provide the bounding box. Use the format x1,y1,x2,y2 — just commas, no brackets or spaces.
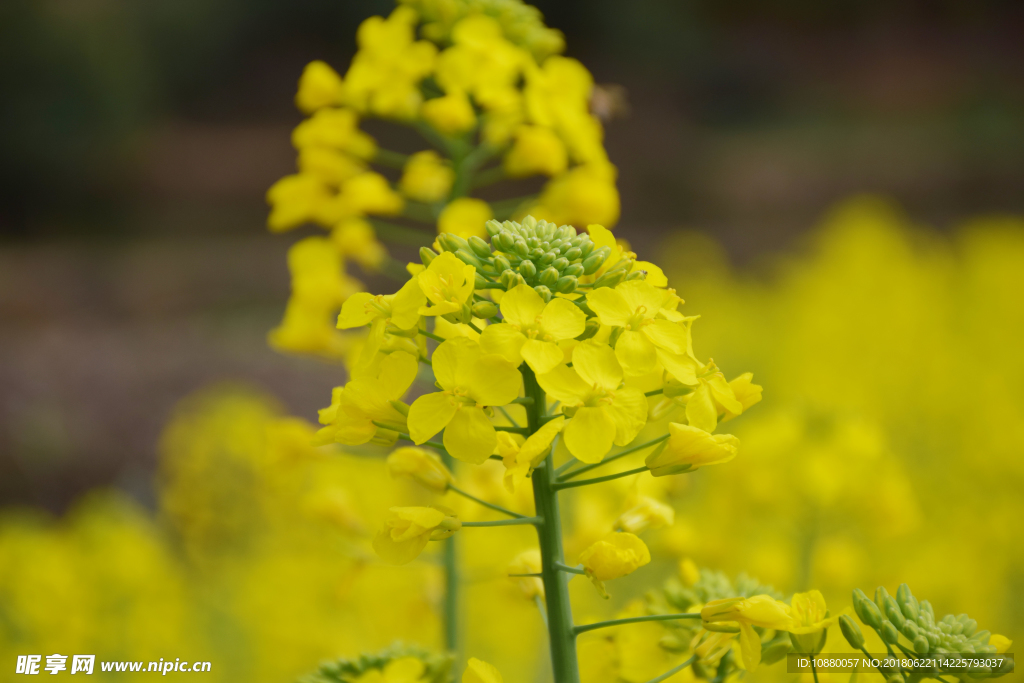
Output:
1,198,1020,681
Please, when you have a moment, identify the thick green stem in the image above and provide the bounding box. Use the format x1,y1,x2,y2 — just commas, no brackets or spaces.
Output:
440,450,460,660
523,366,581,683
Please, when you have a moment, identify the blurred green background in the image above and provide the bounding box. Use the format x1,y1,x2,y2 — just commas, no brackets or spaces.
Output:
1,2,1023,681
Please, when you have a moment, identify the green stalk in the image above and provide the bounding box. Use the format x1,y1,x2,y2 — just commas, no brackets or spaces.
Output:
523,365,581,683
440,450,460,660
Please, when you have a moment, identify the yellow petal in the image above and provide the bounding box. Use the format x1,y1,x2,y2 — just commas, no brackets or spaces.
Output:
616,280,664,315
564,406,615,463
521,339,566,374
540,297,587,340
609,388,649,445
738,623,762,671
615,329,657,376
408,392,458,444
378,351,418,400
467,355,522,406
479,323,526,366
338,292,377,328
432,337,476,390
391,278,427,329
519,414,565,467
573,340,623,390
463,658,503,683
372,526,430,564
444,407,498,464
686,382,718,433
384,657,426,683
643,319,690,355
656,349,701,385
536,364,590,404
586,287,632,327
500,283,546,327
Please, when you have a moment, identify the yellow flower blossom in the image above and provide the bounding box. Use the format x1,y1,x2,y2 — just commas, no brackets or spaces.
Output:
578,532,651,598
529,163,620,228
399,150,455,203
314,351,419,446
462,658,503,683
479,283,586,373
338,277,425,364
266,173,335,232
701,594,797,670
645,423,739,476
438,198,493,239
613,487,675,534
372,506,460,564
292,107,377,159
298,146,366,186
990,635,1012,654
386,447,454,492
434,15,526,110
331,217,387,270
537,340,647,463
719,372,763,422
295,60,346,113
344,7,437,119
504,125,567,177
507,549,544,599
417,251,476,317
496,415,565,491
421,92,477,137
407,338,521,463
788,590,837,653
337,172,405,217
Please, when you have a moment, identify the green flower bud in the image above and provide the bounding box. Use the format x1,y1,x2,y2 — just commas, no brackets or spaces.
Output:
419,247,438,266
469,236,492,259
500,270,518,289
485,220,503,237
495,232,515,252
556,225,576,240
579,239,595,258
443,233,471,253
552,257,570,271
471,301,498,319
538,252,556,267
455,249,483,268
475,273,491,288
582,250,608,275
533,285,552,302
881,620,900,645
577,317,600,341
563,246,583,261
563,263,585,278
839,615,865,649
593,270,625,289
539,266,560,287
920,600,934,618
521,215,537,232
962,618,977,638
493,255,511,273
519,259,537,281
513,238,529,259
914,635,930,654
902,620,920,640
883,596,906,630
875,586,891,610
853,589,883,629
761,638,793,665
555,276,578,293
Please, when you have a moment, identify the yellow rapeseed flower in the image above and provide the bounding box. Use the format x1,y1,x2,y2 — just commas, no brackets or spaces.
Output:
372,506,460,564
421,92,477,137
613,487,675,534
417,251,476,317
645,423,739,476
407,338,521,463
495,415,565,491
504,125,568,177
479,283,586,373
788,590,837,653
295,60,346,113
399,150,455,203
331,217,387,270
700,594,796,670
507,549,544,599
386,447,454,492
537,340,647,463
578,532,651,598
292,107,377,159
437,198,493,239
462,658,503,683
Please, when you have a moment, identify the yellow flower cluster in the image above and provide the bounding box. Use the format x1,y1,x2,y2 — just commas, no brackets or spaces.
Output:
265,0,621,359
316,215,758,590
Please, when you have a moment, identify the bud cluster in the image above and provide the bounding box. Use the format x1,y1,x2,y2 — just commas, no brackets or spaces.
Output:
845,584,1011,678
419,215,639,300
300,642,453,683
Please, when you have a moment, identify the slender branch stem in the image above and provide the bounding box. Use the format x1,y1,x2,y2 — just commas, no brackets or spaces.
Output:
559,435,669,482
373,149,410,169
534,594,549,629
496,405,521,429
511,397,535,405
461,517,541,527
372,423,447,453
574,613,701,635
554,562,586,575
644,388,664,397
439,450,459,661
467,321,483,334
640,656,697,683
369,218,433,246
449,485,525,519
495,426,530,434
553,466,648,490
811,656,819,683
509,573,542,578
554,458,581,476
859,647,891,678
470,165,506,189
419,329,446,342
